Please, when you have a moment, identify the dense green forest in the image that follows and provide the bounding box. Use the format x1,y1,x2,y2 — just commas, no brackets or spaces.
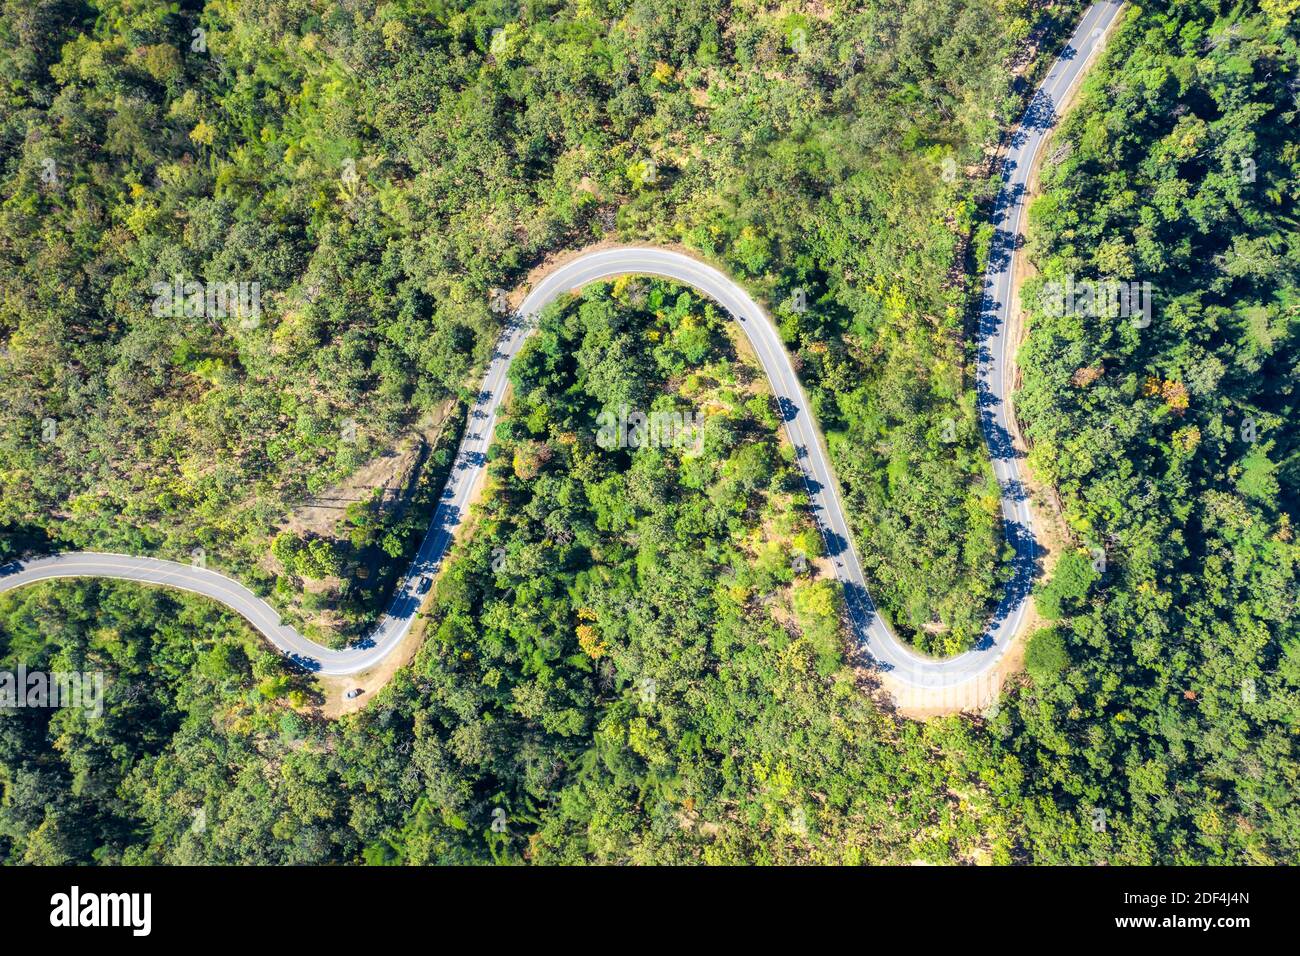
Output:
1,0,1298,865
1010,0,1300,860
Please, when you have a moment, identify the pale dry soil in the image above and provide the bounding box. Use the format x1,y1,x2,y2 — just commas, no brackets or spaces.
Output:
264,400,456,642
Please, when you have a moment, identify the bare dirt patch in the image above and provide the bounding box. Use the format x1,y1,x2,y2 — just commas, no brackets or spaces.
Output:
316,611,428,718
261,401,456,642
280,409,451,544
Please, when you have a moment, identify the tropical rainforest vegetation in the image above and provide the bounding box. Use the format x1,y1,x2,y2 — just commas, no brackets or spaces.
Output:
1,0,1298,864
1010,0,1300,861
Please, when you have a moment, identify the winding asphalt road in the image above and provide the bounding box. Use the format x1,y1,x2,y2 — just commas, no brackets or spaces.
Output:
0,2,1123,693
